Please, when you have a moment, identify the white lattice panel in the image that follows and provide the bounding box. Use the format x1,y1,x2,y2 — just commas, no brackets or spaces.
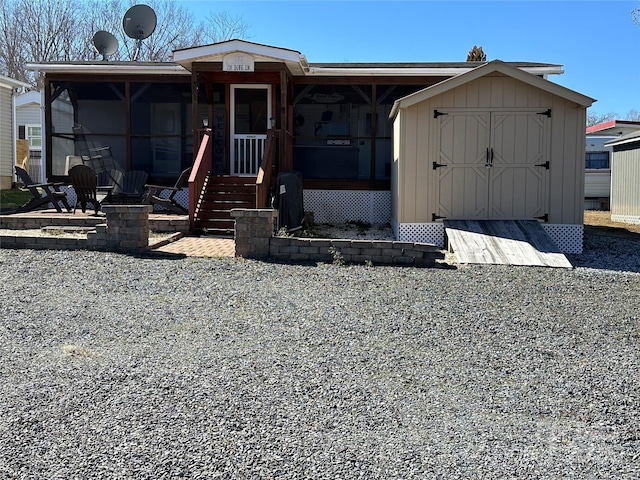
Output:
398,223,445,247
611,214,640,225
542,224,583,254
61,186,76,207
304,190,391,224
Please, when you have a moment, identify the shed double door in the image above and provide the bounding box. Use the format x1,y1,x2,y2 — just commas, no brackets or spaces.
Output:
435,110,549,220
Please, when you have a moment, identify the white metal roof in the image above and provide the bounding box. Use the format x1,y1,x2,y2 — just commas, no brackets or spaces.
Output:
605,130,640,147
0,75,31,90
29,40,565,80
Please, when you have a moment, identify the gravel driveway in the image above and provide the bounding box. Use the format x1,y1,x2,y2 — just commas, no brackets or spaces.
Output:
0,233,639,479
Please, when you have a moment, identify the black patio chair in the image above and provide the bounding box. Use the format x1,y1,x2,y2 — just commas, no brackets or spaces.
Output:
143,168,191,214
14,165,72,213
68,164,114,214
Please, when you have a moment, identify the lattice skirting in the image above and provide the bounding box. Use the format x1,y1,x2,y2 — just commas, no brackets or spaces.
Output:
541,224,583,254
395,221,446,247
393,221,584,254
611,214,640,225
304,190,391,224
60,186,189,211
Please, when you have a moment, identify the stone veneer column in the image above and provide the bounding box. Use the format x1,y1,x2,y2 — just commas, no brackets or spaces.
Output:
230,209,277,259
101,205,153,253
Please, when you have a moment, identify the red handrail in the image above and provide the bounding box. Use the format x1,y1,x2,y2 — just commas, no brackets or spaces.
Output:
189,129,212,231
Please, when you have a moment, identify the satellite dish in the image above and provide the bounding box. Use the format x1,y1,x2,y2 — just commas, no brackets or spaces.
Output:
92,31,119,61
123,4,157,60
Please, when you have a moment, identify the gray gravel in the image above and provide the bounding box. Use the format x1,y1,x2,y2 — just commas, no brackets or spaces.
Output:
0,233,639,479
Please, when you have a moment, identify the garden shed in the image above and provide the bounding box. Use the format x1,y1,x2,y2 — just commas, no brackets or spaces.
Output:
390,60,594,254
606,131,640,225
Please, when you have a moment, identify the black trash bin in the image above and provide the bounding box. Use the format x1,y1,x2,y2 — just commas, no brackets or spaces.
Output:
272,170,304,232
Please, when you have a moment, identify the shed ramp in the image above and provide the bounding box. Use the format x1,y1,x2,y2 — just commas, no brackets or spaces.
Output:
444,220,573,268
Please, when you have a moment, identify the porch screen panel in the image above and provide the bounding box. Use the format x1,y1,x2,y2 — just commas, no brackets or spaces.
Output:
130,82,193,179
49,81,125,176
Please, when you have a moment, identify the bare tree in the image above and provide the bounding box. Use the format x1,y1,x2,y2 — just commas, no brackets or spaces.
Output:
0,0,250,85
626,109,640,122
587,110,618,127
632,2,640,27
204,11,250,44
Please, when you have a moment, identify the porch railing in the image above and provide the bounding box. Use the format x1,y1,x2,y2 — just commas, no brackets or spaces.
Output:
232,134,266,176
256,129,278,208
189,129,212,232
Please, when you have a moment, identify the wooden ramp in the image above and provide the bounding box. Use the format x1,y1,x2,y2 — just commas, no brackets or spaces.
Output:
444,220,573,268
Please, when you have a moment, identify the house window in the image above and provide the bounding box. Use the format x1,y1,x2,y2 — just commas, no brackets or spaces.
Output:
585,151,609,169
26,125,42,149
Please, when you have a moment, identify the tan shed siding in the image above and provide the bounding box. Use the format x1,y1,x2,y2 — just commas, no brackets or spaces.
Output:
0,86,13,179
402,104,419,221
611,144,640,217
391,113,401,222
415,100,432,220
398,75,586,226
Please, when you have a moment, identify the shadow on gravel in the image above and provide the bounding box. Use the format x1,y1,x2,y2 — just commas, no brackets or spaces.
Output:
567,230,640,273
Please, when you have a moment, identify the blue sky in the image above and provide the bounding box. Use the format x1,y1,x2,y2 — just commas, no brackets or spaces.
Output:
179,0,640,117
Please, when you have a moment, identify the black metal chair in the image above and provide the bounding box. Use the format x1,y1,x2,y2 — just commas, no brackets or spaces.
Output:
68,164,113,214
14,166,72,213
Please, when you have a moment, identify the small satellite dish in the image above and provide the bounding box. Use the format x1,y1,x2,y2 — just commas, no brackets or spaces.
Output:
123,4,157,61
92,31,119,61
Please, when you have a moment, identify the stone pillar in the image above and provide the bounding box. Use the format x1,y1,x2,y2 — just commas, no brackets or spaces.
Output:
101,205,153,253
230,209,277,259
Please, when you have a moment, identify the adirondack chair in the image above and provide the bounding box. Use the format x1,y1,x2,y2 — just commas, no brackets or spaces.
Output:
143,168,191,214
112,170,149,203
97,169,124,192
68,164,114,214
14,166,72,213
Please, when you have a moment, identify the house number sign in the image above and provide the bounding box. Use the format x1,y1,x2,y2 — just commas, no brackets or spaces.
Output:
223,53,255,72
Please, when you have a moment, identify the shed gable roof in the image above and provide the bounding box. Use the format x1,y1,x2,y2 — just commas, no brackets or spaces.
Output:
390,60,594,118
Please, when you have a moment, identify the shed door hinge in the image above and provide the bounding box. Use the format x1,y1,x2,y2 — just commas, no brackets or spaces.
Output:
535,161,550,169
534,213,549,222
432,213,446,221
434,109,449,118
433,161,448,170
537,108,552,117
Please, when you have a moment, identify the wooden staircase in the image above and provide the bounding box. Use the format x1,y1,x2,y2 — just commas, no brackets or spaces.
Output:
193,175,257,234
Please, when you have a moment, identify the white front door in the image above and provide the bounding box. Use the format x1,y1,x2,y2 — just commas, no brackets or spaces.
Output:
436,110,549,220
230,85,271,176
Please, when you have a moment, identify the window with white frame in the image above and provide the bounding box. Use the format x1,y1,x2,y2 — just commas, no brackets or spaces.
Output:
26,125,42,149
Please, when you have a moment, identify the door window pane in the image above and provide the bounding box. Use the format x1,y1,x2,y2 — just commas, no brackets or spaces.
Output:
235,88,267,134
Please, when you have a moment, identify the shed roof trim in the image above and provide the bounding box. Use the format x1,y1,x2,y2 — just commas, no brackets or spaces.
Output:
390,60,595,118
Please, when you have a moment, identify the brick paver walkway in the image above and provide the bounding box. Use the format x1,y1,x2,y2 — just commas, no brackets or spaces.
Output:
153,236,235,258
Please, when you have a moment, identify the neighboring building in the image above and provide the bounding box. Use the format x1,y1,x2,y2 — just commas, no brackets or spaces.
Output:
0,75,31,189
28,39,593,251
585,120,640,209
15,90,44,182
606,131,640,225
